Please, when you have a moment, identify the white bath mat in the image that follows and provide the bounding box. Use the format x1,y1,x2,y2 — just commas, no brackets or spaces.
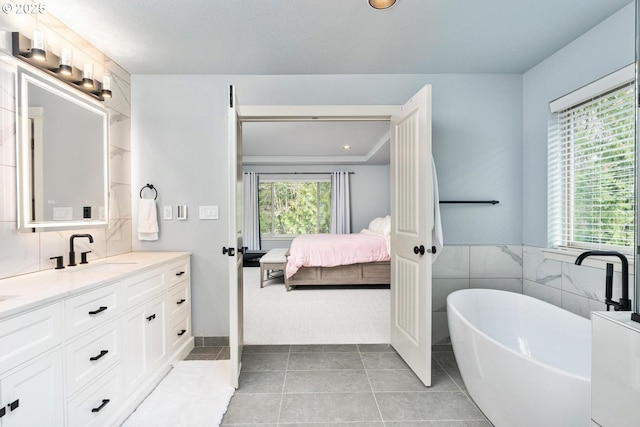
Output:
122,360,234,427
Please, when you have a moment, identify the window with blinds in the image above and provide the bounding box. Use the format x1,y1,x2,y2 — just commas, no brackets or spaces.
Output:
548,74,635,253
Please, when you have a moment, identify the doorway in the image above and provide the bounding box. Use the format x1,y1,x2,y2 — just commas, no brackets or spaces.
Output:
228,88,434,387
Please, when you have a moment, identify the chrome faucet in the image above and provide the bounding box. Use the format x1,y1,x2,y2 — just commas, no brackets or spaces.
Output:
69,233,93,267
575,250,631,311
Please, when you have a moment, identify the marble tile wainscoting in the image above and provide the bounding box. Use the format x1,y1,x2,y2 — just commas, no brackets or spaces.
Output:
0,12,132,280
523,246,634,318
432,245,634,343
432,245,524,343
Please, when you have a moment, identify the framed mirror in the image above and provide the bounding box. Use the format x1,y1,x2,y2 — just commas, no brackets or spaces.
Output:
16,67,109,231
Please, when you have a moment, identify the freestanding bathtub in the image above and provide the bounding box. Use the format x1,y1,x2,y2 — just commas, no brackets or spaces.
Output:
447,289,591,427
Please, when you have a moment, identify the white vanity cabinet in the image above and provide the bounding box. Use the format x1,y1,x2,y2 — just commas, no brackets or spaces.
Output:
63,280,123,427
0,350,64,427
166,259,191,361
591,312,640,427
0,252,193,427
122,293,167,395
0,303,64,426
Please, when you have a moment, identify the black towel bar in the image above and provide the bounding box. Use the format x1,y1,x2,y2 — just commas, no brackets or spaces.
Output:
440,200,499,205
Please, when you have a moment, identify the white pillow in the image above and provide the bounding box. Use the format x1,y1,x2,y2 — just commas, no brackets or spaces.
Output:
367,215,391,235
380,215,391,236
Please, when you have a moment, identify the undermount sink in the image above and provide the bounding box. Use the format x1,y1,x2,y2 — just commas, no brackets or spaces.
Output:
63,262,138,274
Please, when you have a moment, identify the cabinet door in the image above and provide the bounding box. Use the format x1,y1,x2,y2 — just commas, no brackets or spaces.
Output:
121,304,146,395
0,350,63,427
121,295,166,395
145,295,167,375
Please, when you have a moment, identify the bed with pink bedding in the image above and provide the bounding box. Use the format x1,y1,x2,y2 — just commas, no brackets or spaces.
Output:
284,228,391,290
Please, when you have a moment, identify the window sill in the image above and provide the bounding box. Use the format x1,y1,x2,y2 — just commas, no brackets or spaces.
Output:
542,247,635,271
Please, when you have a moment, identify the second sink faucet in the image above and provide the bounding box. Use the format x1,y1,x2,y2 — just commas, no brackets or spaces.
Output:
575,250,632,311
69,234,93,267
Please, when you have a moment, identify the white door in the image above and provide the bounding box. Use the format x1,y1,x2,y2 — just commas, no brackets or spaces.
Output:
390,85,433,386
228,85,244,388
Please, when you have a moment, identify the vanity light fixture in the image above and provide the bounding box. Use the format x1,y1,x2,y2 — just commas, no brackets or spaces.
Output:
59,48,72,76
82,63,94,88
31,30,46,61
369,0,397,9
101,74,112,98
11,32,109,102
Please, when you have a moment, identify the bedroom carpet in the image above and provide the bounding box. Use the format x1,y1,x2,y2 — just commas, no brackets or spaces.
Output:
121,360,234,427
244,266,390,345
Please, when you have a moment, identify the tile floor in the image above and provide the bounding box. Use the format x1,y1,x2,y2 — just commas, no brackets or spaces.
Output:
187,343,492,426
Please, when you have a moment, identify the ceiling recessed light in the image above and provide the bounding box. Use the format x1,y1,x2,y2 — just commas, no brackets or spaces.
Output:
369,0,397,10
342,145,352,151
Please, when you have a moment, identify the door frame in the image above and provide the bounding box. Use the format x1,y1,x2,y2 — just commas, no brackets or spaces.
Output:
231,102,427,381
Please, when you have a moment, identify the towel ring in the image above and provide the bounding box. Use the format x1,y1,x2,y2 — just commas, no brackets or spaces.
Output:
140,183,158,200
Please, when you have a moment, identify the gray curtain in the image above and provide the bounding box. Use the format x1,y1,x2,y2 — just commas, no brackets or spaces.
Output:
243,172,260,250
330,171,351,234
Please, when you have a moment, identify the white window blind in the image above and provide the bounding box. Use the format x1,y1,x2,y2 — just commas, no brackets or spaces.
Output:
548,77,635,253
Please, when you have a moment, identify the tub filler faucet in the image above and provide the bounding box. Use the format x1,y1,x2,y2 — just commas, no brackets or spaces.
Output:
574,250,631,312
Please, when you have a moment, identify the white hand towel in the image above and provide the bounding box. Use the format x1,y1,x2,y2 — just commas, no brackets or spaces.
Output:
431,156,443,262
138,199,159,241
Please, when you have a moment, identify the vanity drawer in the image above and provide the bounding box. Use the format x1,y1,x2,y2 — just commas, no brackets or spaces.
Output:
168,314,190,357
0,302,63,374
167,280,190,320
167,258,190,287
64,281,121,339
67,364,122,427
123,268,165,308
65,320,121,396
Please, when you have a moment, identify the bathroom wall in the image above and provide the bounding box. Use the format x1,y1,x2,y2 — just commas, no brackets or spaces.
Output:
132,73,523,336
244,163,391,250
522,2,635,247
0,12,132,280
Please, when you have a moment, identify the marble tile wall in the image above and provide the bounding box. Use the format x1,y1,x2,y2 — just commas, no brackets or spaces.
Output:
522,246,634,319
433,244,635,343
0,13,131,280
432,245,523,344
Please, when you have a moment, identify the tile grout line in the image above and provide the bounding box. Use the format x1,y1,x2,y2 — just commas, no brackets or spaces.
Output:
275,345,291,425
359,345,386,425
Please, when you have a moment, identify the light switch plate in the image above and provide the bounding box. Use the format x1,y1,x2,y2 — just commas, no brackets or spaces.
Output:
199,205,219,220
163,205,173,220
177,205,188,220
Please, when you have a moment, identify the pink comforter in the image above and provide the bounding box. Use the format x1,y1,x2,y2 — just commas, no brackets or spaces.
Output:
285,233,390,278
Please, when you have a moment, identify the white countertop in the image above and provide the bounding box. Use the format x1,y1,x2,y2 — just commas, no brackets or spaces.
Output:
0,251,189,320
592,310,640,334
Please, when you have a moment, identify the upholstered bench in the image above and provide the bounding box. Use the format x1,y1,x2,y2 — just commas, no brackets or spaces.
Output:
259,248,288,288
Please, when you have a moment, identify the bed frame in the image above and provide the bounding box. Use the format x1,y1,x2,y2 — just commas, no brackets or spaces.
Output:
284,261,390,290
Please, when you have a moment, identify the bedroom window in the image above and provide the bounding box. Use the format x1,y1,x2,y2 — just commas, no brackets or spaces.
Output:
548,66,635,253
259,180,331,237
